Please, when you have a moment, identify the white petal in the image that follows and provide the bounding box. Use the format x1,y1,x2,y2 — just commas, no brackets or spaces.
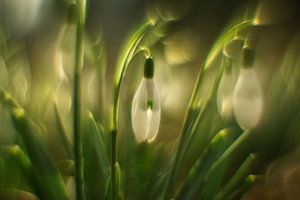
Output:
233,68,263,130
131,79,161,143
217,72,235,121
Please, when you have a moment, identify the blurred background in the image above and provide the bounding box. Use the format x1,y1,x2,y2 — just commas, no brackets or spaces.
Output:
1,0,299,139
1,0,300,199
0,0,257,139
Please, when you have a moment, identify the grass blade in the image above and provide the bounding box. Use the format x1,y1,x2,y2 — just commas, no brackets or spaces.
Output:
73,0,87,199
215,154,258,200
54,103,73,159
11,109,68,200
230,175,261,199
0,90,68,199
177,127,240,199
83,112,109,199
111,21,155,200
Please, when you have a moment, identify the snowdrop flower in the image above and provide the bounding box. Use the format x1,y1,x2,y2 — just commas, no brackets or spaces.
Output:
217,56,235,121
131,58,161,143
233,48,263,130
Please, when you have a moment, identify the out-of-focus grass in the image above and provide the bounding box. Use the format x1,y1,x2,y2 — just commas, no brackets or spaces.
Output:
0,0,300,200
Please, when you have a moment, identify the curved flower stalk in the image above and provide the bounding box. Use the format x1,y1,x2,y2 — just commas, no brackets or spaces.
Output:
111,21,156,200
164,20,253,199
233,48,263,130
112,22,155,131
131,58,161,143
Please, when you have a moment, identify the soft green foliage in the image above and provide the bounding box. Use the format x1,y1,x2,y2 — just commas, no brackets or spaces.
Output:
0,1,300,200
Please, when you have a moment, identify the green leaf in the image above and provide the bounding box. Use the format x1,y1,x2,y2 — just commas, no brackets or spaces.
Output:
200,157,228,199
114,162,123,200
11,109,68,200
104,172,111,200
215,154,258,200
177,127,241,200
103,162,123,200
83,112,109,199
54,103,73,159
0,145,32,190
230,175,261,199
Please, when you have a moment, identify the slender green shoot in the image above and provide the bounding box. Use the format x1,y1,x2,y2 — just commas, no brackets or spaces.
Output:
215,154,258,200
111,21,154,200
54,103,73,159
204,130,251,181
73,0,87,199
164,20,253,199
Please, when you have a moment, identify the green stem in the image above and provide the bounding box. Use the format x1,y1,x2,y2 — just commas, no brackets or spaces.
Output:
215,154,257,200
111,22,154,200
178,54,227,165
73,0,87,200
233,175,261,198
111,129,117,200
204,130,251,181
163,66,206,199
164,46,223,199
164,20,252,199
176,128,240,200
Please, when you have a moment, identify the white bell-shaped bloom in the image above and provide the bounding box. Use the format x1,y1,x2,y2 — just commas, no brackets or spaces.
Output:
217,57,235,121
131,78,161,143
233,67,263,130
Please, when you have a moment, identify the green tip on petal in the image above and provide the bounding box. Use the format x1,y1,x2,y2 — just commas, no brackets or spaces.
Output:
144,57,154,79
147,100,153,110
242,48,255,68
